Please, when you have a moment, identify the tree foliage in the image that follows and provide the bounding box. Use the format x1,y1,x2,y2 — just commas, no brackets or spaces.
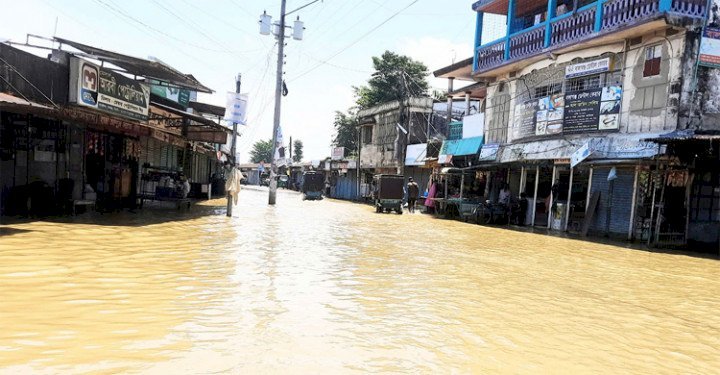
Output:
331,111,358,153
353,51,429,110
292,139,304,163
250,139,273,164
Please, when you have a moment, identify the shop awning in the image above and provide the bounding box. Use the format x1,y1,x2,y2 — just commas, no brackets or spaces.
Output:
643,129,720,143
150,101,230,144
439,136,484,157
54,37,213,93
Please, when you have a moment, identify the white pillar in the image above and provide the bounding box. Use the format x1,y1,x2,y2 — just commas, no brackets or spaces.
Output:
519,165,526,194
628,165,640,240
465,92,471,116
548,165,557,229
531,165,539,226
564,167,574,231
586,166,594,211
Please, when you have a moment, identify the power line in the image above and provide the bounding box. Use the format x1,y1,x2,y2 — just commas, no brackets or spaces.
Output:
289,0,419,82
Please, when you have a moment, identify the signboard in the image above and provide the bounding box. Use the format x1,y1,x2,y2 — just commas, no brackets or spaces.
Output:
571,141,594,168
700,27,720,68
224,92,248,124
478,143,499,161
462,113,485,139
69,57,150,121
331,146,345,160
405,143,427,166
513,100,537,139
565,57,612,78
564,86,622,133
535,94,565,136
150,81,191,108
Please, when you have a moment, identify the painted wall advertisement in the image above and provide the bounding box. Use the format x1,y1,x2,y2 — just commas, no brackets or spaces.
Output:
68,57,150,121
515,85,621,139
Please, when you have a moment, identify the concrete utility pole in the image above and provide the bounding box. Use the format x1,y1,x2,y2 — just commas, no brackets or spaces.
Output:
261,0,310,205
268,0,287,205
226,74,241,217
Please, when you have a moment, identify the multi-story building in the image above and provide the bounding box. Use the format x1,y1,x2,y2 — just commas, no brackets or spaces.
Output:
434,0,720,252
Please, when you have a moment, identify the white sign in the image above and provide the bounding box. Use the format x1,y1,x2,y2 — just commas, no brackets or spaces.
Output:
224,92,248,124
571,141,594,168
405,143,427,166
462,113,485,139
331,147,345,160
478,143,499,161
565,57,611,78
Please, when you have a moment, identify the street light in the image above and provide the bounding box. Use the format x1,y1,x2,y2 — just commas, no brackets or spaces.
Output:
259,0,309,205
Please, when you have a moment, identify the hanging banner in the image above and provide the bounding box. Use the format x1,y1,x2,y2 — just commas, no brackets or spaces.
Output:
68,57,150,121
224,92,249,125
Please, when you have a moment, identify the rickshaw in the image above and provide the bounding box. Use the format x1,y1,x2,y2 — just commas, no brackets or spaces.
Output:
373,174,404,214
301,171,324,200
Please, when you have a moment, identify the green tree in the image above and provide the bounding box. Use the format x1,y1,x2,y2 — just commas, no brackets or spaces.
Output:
292,139,304,162
250,139,273,163
332,111,358,154
354,51,429,110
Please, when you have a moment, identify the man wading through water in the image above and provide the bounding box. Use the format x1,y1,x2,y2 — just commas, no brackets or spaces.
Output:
407,177,419,213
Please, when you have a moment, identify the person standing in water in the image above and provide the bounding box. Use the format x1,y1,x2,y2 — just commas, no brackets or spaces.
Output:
407,177,419,213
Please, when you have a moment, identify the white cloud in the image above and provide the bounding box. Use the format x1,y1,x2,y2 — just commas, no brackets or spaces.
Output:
396,36,473,90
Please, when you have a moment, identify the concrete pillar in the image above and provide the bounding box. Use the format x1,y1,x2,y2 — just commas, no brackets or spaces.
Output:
447,77,455,122
465,92,471,116
532,165,539,226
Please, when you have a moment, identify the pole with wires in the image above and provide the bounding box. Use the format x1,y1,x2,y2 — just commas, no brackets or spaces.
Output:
260,0,309,205
226,74,241,217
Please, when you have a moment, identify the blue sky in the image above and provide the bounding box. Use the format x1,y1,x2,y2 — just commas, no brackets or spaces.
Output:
1,0,504,161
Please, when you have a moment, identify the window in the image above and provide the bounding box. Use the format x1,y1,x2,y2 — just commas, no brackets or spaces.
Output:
534,82,562,99
566,74,602,93
643,45,662,77
362,126,373,144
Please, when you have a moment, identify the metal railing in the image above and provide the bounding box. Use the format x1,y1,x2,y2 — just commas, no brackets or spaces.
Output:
474,0,707,73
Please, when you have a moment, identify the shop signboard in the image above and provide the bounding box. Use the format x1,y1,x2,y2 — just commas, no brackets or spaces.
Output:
478,143,499,161
700,27,720,68
513,100,537,139
150,81,191,108
570,141,594,168
331,147,345,160
565,57,612,78
68,57,150,121
564,86,621,133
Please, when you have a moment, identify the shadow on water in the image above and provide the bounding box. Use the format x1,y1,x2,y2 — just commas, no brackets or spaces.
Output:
0,199,229,228
0,227,35,237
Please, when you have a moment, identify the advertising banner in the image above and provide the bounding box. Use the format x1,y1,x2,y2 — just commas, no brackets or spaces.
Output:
331,147,345,160
150,81,191,108
564,86,621,133
513,100,538,139
69,57,150,121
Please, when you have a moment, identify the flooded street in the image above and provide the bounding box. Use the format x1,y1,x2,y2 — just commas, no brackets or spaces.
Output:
1,187,719,374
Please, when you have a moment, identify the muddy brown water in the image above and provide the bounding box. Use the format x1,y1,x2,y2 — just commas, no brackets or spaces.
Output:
1,187,718,373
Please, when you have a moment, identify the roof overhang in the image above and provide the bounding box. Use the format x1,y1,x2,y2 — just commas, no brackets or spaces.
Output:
433,57,474,80
448,82,487,99
54,37,213,93
150,101,230,144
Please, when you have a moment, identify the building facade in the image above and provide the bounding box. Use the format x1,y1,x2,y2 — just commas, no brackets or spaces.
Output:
433,0,719,252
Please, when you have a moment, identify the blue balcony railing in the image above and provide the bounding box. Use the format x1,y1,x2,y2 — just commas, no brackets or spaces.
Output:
474,0,707,74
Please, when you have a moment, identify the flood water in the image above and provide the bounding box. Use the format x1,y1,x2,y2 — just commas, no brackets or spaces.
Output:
1,187,719,374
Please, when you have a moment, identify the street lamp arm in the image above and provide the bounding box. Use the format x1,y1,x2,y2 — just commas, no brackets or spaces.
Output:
285,0,322,16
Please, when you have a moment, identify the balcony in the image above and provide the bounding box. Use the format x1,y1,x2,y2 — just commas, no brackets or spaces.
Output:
473,0,706,76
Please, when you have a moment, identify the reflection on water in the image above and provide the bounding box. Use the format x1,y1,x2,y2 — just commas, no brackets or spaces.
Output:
1,187,719,373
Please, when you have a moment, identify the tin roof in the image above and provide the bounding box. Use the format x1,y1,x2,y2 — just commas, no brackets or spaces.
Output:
54,37,213,93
